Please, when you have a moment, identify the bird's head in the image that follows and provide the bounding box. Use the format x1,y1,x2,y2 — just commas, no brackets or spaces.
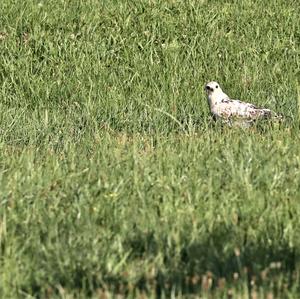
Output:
204,81,224,96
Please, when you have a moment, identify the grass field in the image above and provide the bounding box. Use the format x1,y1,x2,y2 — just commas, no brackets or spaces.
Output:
0,0,299,298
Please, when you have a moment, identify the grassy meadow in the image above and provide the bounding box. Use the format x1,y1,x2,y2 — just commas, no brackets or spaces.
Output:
0,0,299,298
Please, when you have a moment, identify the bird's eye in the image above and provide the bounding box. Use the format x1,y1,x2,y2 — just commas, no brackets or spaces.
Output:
216,85,218,88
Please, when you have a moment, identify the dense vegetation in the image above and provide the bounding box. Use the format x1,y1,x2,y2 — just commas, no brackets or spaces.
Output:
0,0,299,298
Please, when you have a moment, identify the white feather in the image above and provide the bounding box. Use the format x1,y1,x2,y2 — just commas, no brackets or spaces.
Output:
204,81,280,125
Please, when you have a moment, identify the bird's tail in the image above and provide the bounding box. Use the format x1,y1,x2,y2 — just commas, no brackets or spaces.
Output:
261,109,284,121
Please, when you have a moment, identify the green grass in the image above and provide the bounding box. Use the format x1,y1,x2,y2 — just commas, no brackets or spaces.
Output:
0,0,299,298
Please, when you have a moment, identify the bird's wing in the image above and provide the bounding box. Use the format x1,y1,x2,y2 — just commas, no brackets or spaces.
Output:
215,98,272,120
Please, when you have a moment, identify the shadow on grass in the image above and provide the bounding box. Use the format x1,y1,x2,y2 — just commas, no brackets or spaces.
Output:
23,226,298,298
124,227,297,297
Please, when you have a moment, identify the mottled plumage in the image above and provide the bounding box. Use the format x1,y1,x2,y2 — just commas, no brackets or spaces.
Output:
204,81,281,126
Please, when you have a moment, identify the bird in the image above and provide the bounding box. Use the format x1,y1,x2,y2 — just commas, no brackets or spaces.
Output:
204,81,282,127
